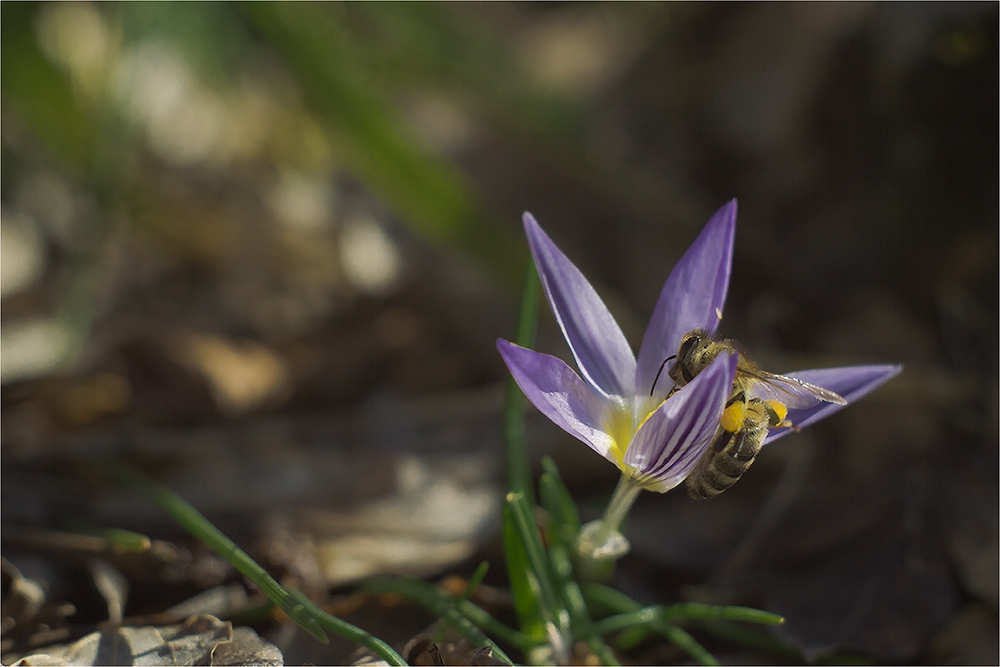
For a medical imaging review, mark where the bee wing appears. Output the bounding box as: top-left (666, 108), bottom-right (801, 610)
top-left (745, 371), bottom-right (847, 409)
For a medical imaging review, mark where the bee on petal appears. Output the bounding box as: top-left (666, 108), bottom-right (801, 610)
top-left (655, 329), bottom-right (846, 499)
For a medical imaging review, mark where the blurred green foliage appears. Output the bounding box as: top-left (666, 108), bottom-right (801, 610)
top-left (1, 2), bottom-right (597, 288)
top-left (2, 2), bottom-right (95, 172)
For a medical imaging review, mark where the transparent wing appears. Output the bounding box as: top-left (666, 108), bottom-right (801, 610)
top-left (743, 370), bottom-right (847, 409)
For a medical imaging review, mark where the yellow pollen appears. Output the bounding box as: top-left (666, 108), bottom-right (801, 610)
top-left (765, 400), bottom-right (790, 427)
top-left (720, 401), bottom-right (747, 432)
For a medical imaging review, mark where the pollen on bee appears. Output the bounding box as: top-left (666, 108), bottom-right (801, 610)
top-left (720, 401), bottom-right (747, 432)
top-left (766, 400), bottom-right (787, 421)
top-left (765, 400), bottom-right (789, 427)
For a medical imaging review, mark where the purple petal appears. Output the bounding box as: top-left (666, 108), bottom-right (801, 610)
top-left (636, 200), bottom-right (737, 398)
top-left (763, 364), bottom-right (902, 444)
top-left (497, 338), bottom-right (616, 458)
top-left (523, 212), bottom-right (636, 398)
top-left (624, 352), bottom-right (737, 492)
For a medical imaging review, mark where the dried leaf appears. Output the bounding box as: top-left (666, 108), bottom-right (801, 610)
top-left (2, 558), bottom-right (47, 633)
top-left (88, 559), bottom-right (128, 625)
top-left (210, 626), bottom-right (283, 666)
top-left (7, 615), bottom-right (282, 666)
top-left (262, 454), bottom-right (500, 586)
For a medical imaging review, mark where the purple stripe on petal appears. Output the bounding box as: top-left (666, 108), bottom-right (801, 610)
top-left (763, 364), bottom-right (902, 444)
top-left (636, 200), bottom-right (737, 398)
top-left (625, 352), bottom-right (737, 492)
top-left (497, 338), bottom-right (616, 459)
top-left (523, 213), bottom-right (636, 398)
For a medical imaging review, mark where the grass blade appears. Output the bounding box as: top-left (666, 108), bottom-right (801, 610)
top-left (581, 584), bottom-right (785, 665)
top-left (288, 591), bottom-right (407, 666)
top-left (661, 602), bottom-right (784, 626)
top-left (106, 463), bottom-right (327, 643)
top-left (460, 561), bottom-right (491, 600)
top-left (662, 625), bottom-right (720, 667)
top-left (504, 491), bottom-right (572, 662)
top-left (538, 456), bottom-right (581, 550)
top-left (581, 584), bottom-right (716, 665)
top-left (502, 497), bottom-right (547, 643)
top-left (105, 462), bottom-right (408, 665)
top-left (538, 458), bottom-right (618, 664)
top-left (432, 562), bottom-right (491, 643)
top-left (698, 620), bottom-right (801, 659)
top-left (362, 576), bottom-right (520, 664)
top-left (589, 603), bottom-right (784, 635)
top-left (588, 607), bottom-right (661, 635)
top-left (503, 262), bottom-right (540, 504)
top-left (505, 492), bottom-right (564, 625)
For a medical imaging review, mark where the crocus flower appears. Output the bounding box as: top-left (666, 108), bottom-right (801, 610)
top-left (497, 201), bottom-right (900, 561)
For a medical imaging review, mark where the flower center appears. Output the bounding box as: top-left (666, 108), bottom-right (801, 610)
top-left (604, 408), bottom-right (633, 466)
top-left (604, 398), bottom-right (661, 470)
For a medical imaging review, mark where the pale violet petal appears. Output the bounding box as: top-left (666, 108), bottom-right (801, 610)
top-left (763, 364), bottom-right (902, 444)
top-left (497, 339), bottom-right (616, 458)
top-left (523, 212), bottom-right (636, 398)
top-left (624, 352), bottom-right (737, 492)
top-left (635, 200), bottom-right (737, 398)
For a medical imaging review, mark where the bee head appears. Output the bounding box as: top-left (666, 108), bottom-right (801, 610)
top-left (668, 330), bottom-right (712, 385)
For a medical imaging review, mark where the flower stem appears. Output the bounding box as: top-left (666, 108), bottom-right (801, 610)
top-left (600, 473), bottom-right (643, 538)
top-left (574, 473), bottom-right (643, 580)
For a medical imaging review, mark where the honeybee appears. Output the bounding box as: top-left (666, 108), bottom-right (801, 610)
top-left (654, 329), bottom-right (846, 499)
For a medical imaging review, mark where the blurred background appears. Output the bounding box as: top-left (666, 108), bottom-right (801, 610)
top-left (2, 3), bottom-right (996, 664)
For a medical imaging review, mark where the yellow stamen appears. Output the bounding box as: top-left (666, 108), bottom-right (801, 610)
top-left (604, 402), bottom-right (662, 468)
top-left (604, 409), bottom-right (634, 466)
